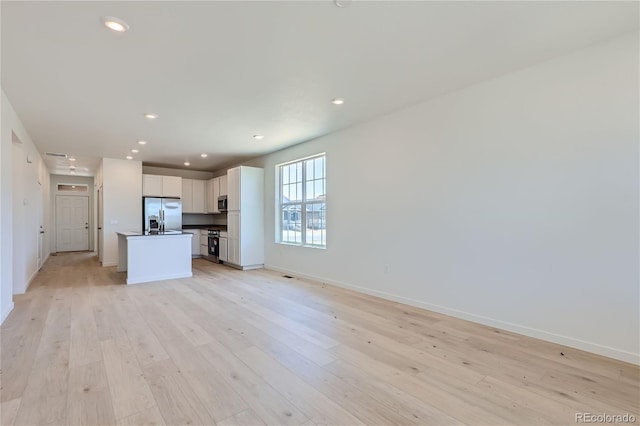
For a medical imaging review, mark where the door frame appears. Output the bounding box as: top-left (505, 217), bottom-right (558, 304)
top-left (55, 194), bottom-right (90, 252)
top-left (97, 186), bottom-right (103, 262)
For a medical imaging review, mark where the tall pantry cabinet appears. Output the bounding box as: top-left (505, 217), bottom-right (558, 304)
top-left (226, 166), bottom-right (264, 270)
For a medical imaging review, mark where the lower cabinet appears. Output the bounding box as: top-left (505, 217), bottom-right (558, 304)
top-left (200, 230), bottom-right (208, 257)
top-left (183, 229), bottom-right (200, 257)
top-left (219, 232), bottom-right (228, 262)
top-left (227, 211), bottom-right (240, 265)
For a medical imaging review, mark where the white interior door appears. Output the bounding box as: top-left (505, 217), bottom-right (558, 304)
top-left (37, 179), bottom-right (43, 268)
top-left (56, 195), bottom-right (89, 252)
top-left (98, 187), bottom-right (103, 262)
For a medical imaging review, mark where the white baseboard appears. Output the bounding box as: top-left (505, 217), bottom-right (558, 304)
top-left (42, 252), bottom-right (50, 267)
top-left (24, 268), bottom-right (39, 292)
top-left (13, 266), bottom-right (41, 295)
top-left (127, 272), bottom-right (193, 285)
top-left (265, 264), bottom-right (639, 365)
top-left (101, 261), bottom-right (117, 267)
top-left (1, 302), bottom-right (14, 325)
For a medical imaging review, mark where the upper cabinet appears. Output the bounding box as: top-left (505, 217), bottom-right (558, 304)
top-left (226, 166), bottom-right (264, 215)
top-left (206, 178), bottom-right (216, 213)
top-left (145, 173), bottom-right (224, 213)
top-left (212, 177), bottom-right (220, 213)
top-left (143, 174), bottom-right (182, 197)
top-left (204, 175), bottom-right (227, 214)
top-left (182, 178), bottom-right (206, 213)
top-left (227, 168), bottom-right (240, 211)
top-left (182, 179), bottom-right (194, 212)
top-left (192, 180), bottom-right (205, 213)
top-left (142, 175), bottom-right (163, 196)
top-left (162, 176), bottom-right (182, 197)
top-left (219, 175), bottom-right (228, 197)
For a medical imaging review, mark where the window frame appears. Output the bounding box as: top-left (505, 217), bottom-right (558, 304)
top-left (276, 153), bottom-right (326, 248)
top-left (56, 183), bottom-right (89, 193)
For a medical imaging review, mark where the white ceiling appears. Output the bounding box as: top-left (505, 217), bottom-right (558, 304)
top-left (2, 1), bottom-right (638, 176)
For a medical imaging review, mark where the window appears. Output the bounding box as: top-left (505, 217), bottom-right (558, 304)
top-left (278, 154), bottom-right (326, 247)
top-left (57, 184), bottom-right (88, 192)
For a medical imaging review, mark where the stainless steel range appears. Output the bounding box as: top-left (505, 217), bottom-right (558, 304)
top-left (205, 229), bottom-right (220, 263)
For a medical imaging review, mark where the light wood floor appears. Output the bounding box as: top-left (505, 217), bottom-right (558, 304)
top-left (1, 253), bottom-right (638, 426)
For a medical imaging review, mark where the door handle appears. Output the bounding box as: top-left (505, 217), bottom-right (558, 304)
top-left (39, 231), bottom-right (45, 234)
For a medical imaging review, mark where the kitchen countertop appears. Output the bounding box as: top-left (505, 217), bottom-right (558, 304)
top-left (182, 224), bottom-right (211, 229)
top-left (182, 225), bottom-right (227, 231)
top-left (117, 231), bottom-right (189, 237)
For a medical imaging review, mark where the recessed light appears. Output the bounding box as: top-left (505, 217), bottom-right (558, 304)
top-left (69, 157), bottom-right (76, 162)
top-left (69, 166), bottom-right (76, 170)
top-left (72, 185), bottom-right (76, 189)
top-left (126, 155), bottom-right (133, 160)
top-left (131, 149), bottom-right (139, 153)
top-left (137, 140), bottom-right (147, 145)
top-left (103, 16), bottom-right (129, 33)
top-left (184, 162), bottom-right (190, 166)
top-left (144, 113), bottom-right (158, 120)
top-left (331, 98), bottom-right (345, 105)
top-left (200, 153), bottom-right (208, 158)
top-left (253, 134), bottom-right (265, 140)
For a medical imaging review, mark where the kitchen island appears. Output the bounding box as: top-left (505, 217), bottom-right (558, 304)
top-left (116, 231), bottom-right (193, 284)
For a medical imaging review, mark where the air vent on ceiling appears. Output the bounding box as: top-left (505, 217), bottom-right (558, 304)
top-left (45, 152), bottom-right (68, 158)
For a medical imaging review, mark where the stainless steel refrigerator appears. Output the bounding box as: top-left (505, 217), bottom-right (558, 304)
top-left (143, 197), bottom-right (182, 233)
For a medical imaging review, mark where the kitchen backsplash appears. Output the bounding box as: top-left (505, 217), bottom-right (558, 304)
top-left (182, 213), bottom-right (227, 226)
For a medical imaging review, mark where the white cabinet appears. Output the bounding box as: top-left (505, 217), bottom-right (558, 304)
top-left (206, 178), bottom-right (216, 213)
top-left (192, 180), bottom-right (205, 213)
top-left (182, 179), bottom-right (206, 213)
top-left (224, 166), bottom-right (263, 270)
top-left (162, 176), bottom-right (182, 197)
top-left (219, 232), bottom-right (228, 262)
top-left (227, 211), bottom-right (240, 265)
top-left (183, 229), bottom-right (200, 257)
top-left (213, 177), bottom-right (221, 212)
top-left (227, 168), bottom-right (240, 211)
top-left (192, 231), bottom-right (200, 256)
top-left (200, 230), bottom-right (209, 255)
top-left (182, 179), bottom-right (193, 212)
top-left (219, 175), bottom-right (228, 197)
top-left (143, 175), bottom-right (163, 196)
top-left (143, 174), bottom-right (182, 197)
top-left (205, 176), bottom-right (225, 214)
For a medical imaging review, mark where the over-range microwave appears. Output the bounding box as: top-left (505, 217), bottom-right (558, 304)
top-left (218, 195), bottom-right (228, 212)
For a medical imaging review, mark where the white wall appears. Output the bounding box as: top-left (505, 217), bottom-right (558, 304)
top-left (244, 33), bottom-right (639, 363)
top-left (101, 158), bottom-right (142, 267)
top-left (49, 174), bottom-right (95, 252)
top-left (1, 90), bottom-right (51, 303)
top-left (143, 166), bottom-right (214, 180)
top-left (0, 89), bottom-right (11, 322)
top-left (1, 6), bottom-right (5, 322)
